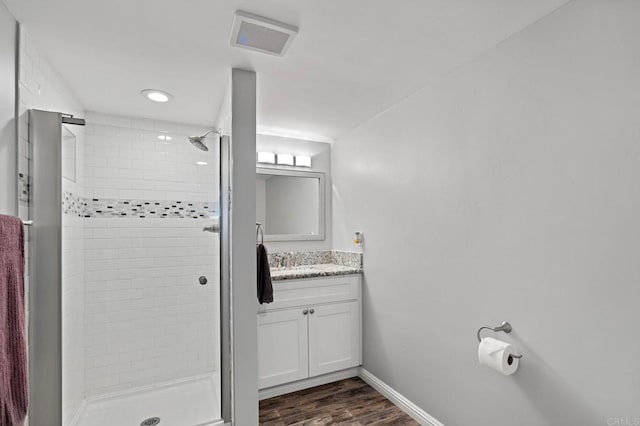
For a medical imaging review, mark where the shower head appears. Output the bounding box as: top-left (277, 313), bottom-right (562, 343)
top-left (189, 135), bottom-right (209, 151)
top-left (188, 129), bottom-right (219, 151)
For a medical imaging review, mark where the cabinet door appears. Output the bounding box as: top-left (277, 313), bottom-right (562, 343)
top-left (308, 301), bottom-right (361, 377)
top-left (258, 308), bottom-right (309, 389)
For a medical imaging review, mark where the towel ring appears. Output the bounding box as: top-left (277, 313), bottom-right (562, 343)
top-left (477, 321), bottom-right (522, 358)
top-left (256, 222), bottom-right (264, 245)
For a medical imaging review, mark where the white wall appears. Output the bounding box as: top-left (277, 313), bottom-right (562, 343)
top-left (256, 179), bottom-right (266, 229)
top-left (82, 114), bottom-right (220, 397)
top-left (230, 68), bottom-right (258, 426)
top-left (332, 1), bottom-right (640, 425)
top-left (257, 134), bottom-right (332, 252)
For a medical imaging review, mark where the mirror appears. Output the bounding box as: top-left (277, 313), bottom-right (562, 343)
top-left (256, 168), bottom-right (325, 241)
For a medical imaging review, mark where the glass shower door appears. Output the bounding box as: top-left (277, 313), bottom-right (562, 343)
top-left (26, 111), bottom-right (226, 426)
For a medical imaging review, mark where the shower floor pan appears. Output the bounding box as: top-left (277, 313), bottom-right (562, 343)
top-left (73, 373), bottom-right (222, 426)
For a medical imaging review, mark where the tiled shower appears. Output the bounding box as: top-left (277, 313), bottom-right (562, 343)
top-left (5, 19), bottom-right (252, 424)
top-left (60, 112), bottom-right (221, 425)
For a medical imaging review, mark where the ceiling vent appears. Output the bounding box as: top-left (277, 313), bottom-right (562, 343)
top-left (230, 11), bottom-right (298, 57)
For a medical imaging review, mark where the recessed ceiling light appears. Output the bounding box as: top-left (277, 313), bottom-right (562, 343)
top-left (196, 161), bottom-right (208, 166)
top-left (157, 134), bottom-right (172, 141)
top-left (141, 89), bottom-right (172, 103)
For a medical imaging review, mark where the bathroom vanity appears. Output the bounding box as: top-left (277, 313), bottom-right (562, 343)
top-left (257, 254), bottom-right (362, 397)
top-left (255, 155), bottom-right (363, 398)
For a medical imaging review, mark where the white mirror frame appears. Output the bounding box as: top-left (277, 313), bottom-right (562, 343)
top-left (256, 167), bottom-right (326, 241)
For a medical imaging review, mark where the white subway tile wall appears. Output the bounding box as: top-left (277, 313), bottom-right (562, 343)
top-left (84, 112), bottom-right (217, 202)
top-left (83, 218), bottom-right (219, 395)
top-left (62, 122), bottom-right (86, 424)
top-left (82, 113), bottom-right (220, 396)
top-left (62, 214), bottom-right (85, 419)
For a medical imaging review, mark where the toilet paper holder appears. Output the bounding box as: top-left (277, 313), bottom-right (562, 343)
top-left (477, 321), bottom-right (523, 358)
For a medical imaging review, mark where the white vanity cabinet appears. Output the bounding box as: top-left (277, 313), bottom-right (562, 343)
top-left (257, 308), bottom-right (309, 389)
top-left (307, 300), bottom-right (360, 377)
top-left (257, 274), bottom-right (362, 390)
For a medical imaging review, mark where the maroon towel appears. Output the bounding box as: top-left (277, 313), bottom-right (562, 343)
top-left (0, 215), bottom-right (28, 426)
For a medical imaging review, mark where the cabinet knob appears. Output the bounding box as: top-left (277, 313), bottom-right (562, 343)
top-left (303, 309), bottom-right (308, 315)
top-left (309, 308), bottom-right (315, 314)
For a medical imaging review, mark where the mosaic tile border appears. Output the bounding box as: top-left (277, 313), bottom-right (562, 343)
top-left (18, 173), bottom-right (29, 204)
top-left (63, 191), bottom-right (85, 217)
top-left (63, 191), bottom-right (218, 219)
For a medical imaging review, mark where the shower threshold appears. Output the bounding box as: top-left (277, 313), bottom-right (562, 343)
top-left (72, 373), bottom-right (222, 426)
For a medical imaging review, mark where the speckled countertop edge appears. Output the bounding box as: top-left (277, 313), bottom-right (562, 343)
top-left (271, 265), bottom-right (362, 281)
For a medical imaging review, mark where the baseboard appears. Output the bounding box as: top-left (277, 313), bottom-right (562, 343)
top-left (358, 367), bottom-right (444, 426)
top-left (259, 368), bottom-right (359, 400)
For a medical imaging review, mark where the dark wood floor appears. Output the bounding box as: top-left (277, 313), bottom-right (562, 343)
top-left (259, 378), bottom-right (419, 425)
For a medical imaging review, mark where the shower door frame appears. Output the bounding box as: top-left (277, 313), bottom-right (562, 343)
top-left (29, 109), bottom-right (64, 426)
top-left (28, 109), bottom-right (234, 426)
top-left (220, 134), bottom-right (232, 424)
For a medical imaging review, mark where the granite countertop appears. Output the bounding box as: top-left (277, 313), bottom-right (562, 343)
top-left (267, 250), bottom-right (363, 281)
top-left (270, 263), bottom-right (362, 281)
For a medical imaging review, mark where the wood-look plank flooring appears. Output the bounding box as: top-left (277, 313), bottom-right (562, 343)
top-left (259, 378), bottom-right (419, 425)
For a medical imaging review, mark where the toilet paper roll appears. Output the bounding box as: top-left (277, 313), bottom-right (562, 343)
top-left (478, 337), bottom-right (520, 375)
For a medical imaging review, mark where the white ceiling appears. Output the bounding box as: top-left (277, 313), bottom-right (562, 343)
top-left (4, 0), bottom-right (568, 141)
